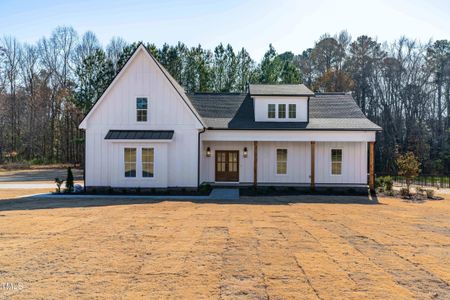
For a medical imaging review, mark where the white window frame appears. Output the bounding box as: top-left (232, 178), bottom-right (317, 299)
top-left (268, 104), bottom-right (276, 119)
top-left (288, 104), bottom-right (296, 119)
top-left (276, 148), bottom-right (288, 175)
top-left (331, 149), bottom-right (343, 176)
top-left (123, 147), bottom-right (156, 179)
top-left (278, 104), bottom-right (286, 119)
top-left (136, 97), bottom-right (148, 122)
top-left (142, 148), bottom-right (154, 178)
top-left (124, 147), bottom-right (137, 178)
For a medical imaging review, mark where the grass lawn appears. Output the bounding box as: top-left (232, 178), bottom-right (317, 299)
top-left (0, 192), bottom-right (449, 299)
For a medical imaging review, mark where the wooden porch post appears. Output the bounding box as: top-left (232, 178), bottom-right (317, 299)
top-left (253, 141), bottom-right (258, 187)
top-left (369, 142), bottom-right (375, 192)
top-left (310, 141), bottom-right (315, 191)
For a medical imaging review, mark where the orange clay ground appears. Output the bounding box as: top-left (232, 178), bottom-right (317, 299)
top-left (0, 190), bottom-right (449, 299)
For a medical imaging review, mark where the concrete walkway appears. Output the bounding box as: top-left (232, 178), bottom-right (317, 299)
top-left (22, 188), bottom-right (240, 201)
top-left (209, 188), bottom-right (240, 200)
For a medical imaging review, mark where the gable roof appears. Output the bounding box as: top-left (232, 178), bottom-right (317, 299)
top-left (188, 92), bottom-right (382, 131)
top-left (79, 44), bottom-right (205, 129)
top-left (249, 84), bottom-right (314, 96)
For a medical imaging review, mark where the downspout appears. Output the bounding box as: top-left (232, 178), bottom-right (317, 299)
top-left (82, 129), bottom-right (86, 192)
top-left (197, 127), bottom-right (206, 188)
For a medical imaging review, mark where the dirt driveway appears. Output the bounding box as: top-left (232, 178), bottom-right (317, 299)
top-left (0, 194), bottom-right (449, 299)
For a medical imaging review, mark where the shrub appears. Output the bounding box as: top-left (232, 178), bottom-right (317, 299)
top-left (65, 167), bottom-right (74, 193)
top-left (199, 183), bottom-right (211, 194)
top-left (267, 186), bottom-right (276, 193)
top-left (54, 177), bottom-right (64, 193)
top-left (385, 190), bottom-right (395, 196)
top-left (400, 187), bottom-right (410, 198)
top-left (376, 176), bottom-right (385, 188)
top-left (397, 152), bottom-right (421, 195)
top-left (288, 186), bottom-right (297, 192)
top-left (383, 176), bottom-right (393, 191)
top-left (425, 189), bottom-right (434, 199)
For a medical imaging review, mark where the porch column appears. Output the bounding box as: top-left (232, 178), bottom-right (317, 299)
top-left (369, 142), bottom-right (375, 192)
top-left (310, 141), bottom-right (315, 191)
top-left (253, 141), bottom-right (258, 187)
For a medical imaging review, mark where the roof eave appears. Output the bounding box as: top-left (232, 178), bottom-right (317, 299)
top-left (251, 93), bottom-right (315, 97)
top-left (206, 127), bottom-right (382, 131)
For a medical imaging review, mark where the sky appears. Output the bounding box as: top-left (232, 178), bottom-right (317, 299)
top-left (1, 0), bottom-right (449, 60)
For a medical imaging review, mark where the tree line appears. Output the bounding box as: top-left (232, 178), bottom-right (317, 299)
top-left (0, 26), bottom-right (449, 174)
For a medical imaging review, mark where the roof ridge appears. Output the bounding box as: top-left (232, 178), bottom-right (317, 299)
top-left (315, 92), bottom-right (350, 95)
top-left (249, 83), bottom-right (305, 85)
top-left (188, 92), bottom-right (246, 95)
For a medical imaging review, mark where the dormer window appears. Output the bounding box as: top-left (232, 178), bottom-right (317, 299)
top-left (278, 104), bottom-right (286, 118)
top-left (268, 104), bottom-right (276, 118)
top-left (289, 104), bottom-right (296, 118)
top-left (136, 97), bottom-right (148, 122)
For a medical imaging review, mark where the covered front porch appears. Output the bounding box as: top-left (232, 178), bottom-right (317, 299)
top-left (199, 130), bottom-right (376, 191)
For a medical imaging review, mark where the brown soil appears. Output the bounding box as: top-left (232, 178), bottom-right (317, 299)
top-left (0, 194), bottom-right (449, 299)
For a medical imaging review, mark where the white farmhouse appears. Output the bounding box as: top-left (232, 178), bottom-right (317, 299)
top-left (79, 44), bottom-right (381, 191)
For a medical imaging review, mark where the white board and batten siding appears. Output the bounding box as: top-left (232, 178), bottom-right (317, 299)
top-left (83, 48), bottom-right (201, 188)
top-left (257, 141), bottom-right (311, 183)
top-left (315, 142), bottom-right (368, 184)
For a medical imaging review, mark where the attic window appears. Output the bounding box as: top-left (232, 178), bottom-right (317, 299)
top-left (278, 104), bottom-right (286, 118)
top-left (136, 97), bottom-right (148, 122)
top-left (289, 104), bottom-right (296, 118)
top-left (268, 104), bottom-right (276, 118)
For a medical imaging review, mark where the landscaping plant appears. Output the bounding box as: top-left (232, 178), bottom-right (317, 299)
top-left (396, 152), bottom-right (421, 196)
top-left (383, 176), bottom-right (393, 191)
top-left (65, 167), bottom-right (74, 193)
top-left (54, 177), bottom-right (64, 193)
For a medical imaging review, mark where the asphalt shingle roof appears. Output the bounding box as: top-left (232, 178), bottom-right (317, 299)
top-left (105, 130), bottom-right (174, 140)
top-left (188, 92), bottom-right (381, 131)
top-left (249, 84), bottom-right (314, 96)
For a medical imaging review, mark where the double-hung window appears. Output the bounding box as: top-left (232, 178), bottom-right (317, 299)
top-left (276, 149), bottom-right (287, 174)
top-left (331, 149), bottom-right (342, 175)
top-left (289, 104), bottom-right (296, 118)
top-left (142, 148), bottom-right (154, 178)
top-left (136, 97), bottom-right (148, 122)
top-left (124, 148), bottom-right (137, 177)
top-left (268, 104), bottom-right (276, 119)
top-left (278, 104), bottom-right (286, 118)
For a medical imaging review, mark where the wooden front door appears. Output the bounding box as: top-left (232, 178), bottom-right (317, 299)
top-left (215, 151), bottom-right (239, 182)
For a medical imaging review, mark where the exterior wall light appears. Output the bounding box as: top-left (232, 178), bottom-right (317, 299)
top-left (206, 147), bottom-right (211, 157)
top-left (243, 147), bottom-right (248, 158)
